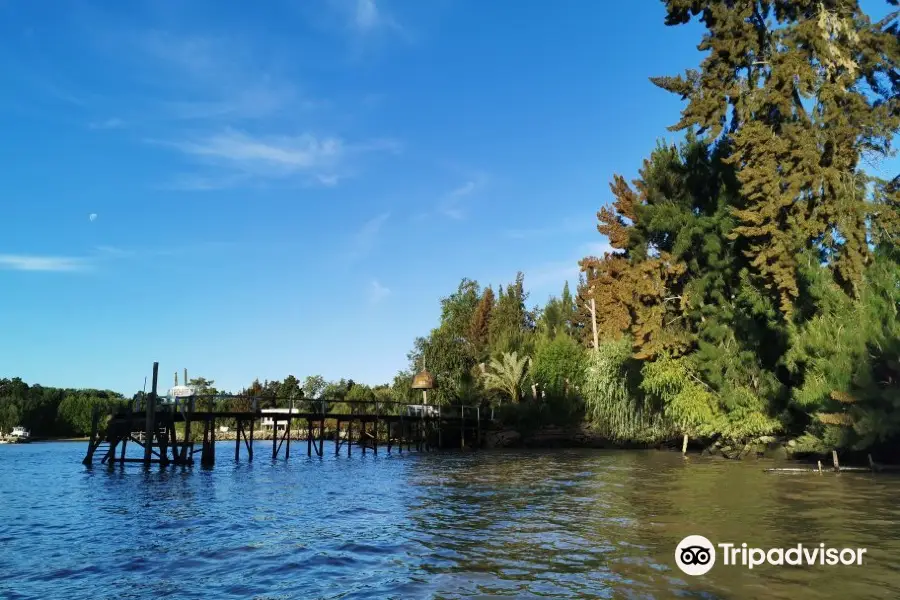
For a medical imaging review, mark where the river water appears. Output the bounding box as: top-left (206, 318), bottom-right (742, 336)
top-left (1, 442), bottom-right (899, 599)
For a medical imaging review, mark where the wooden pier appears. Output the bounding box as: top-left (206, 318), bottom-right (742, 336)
top-left (83, 362), bottom-right (481, 467)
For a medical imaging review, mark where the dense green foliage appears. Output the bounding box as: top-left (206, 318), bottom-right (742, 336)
top-left (397, 0), bottom-right (900, 453)
top-left (0, 379), bottom-right (127, 438)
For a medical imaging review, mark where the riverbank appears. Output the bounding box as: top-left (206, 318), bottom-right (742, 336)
top-left (483, 423), bottom-right (900, 469)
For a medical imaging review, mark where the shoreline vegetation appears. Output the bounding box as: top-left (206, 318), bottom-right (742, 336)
top-left (2, 4), bottom-right (899, 466)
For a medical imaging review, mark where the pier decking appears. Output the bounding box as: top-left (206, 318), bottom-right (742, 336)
top-left (82, 362), bottom-right (481, 467)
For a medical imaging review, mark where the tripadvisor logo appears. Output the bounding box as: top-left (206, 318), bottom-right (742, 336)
top-left (675, 535), bottom-right (867, 575)
top-left (676, 535), bottom-right (716, 576)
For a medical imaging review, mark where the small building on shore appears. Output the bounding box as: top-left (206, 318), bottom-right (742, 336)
top-left (259, 409), bottom-right (296, 432)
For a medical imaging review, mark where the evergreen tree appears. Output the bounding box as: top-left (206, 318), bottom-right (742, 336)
top-left (653, 0), bottom-right (900, 315)
top-left (469, 286), bottom-right (495, 361)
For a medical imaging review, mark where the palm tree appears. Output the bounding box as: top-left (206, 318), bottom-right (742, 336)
top-left (482, 351), bottom-right (530, 405)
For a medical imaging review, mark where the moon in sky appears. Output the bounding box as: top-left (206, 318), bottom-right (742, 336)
top-left (89, 213), bottom-right (98, 222)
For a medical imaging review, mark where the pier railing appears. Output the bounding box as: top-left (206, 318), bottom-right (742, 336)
top-left (130, 394), bottom-right (481, 422)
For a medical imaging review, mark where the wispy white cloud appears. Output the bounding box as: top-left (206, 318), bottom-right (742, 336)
top-left (129, 30), bottom-right (304, 123)
top-left (167, 130), bottom-right (342, 172)
top-left (94, 245), bottom-right (135, 258)
top-left (439, 174), bottom-right (488, 220)
top-left (88, 117), bottom-right (124, 130)
top-left (157, 173), bottom-right (250, 192)
top-left (355, 0), bottom-right (380, 30)
top-left (349, 212), bottom-right (390, 260)
top-left (154, 129), bottom-right (399, 189)
top-left (321, 174), bottom-right (345, 187)
top-left (353, 0), bottom-right (405, 35)
top-left (368, 279), bottom-right (391, 303)
top-left (92, 241), bottom-right (235, 260)
top-left (0, 254), bottom-right (90, 272)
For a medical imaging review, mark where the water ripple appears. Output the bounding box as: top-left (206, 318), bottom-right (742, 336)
top-left (2, 444), bottom-right (900, 599)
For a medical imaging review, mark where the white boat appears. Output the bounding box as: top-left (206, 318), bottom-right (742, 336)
top-left (10, 426), bottom-right (30, 440)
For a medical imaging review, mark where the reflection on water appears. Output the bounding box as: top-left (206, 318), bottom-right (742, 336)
top-left (1, 443), bottom-right (899, 599)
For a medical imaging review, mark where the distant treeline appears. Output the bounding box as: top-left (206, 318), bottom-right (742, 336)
top-left (0, 379), bottom-right (127, 438)
top-left (0, 375), bottom-right (407, 438)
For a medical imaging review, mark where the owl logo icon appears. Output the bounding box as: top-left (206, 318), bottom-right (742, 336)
top-left (675, 535), bottom-right (716, 576)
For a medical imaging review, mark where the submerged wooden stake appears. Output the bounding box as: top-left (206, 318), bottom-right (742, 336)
top-left (818, 460), bottom-right (823, 473)
top-left (832, 450), bottom-right (840, 472)
top-left (682, 434), bottom-right (688, 456)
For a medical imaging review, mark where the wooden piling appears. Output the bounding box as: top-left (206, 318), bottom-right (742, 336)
top-left (82, 405), bottom-right (100, 466)
top-left (143, 362), bottom-right (159, 464)
top-left (307, 419), bottom-right (313, 457)
top-left (209, 415), bottom-right (215, 464)
top-left (682, 434), bottom-right (689, 456)
top-left (868, 454), bottom-right (876, 471)
top-left (201, 419), bottom-right (213, 466)
top-left (285, 417), bottom-right (292, 460)
top-left (832, 450), bottom-right (840, 472)
top-left (235, 420), bottom-right (242, 461)
top-left (335, 421), bottom-right (340, 456)
top-left (248, 417), bottom-right (254, 461)
top-left (182, 398), bottom-right (193, 463)
top-left (272, 420), bottom-right (279, 460)
top-left (460, 407), bottom-right (464, 450)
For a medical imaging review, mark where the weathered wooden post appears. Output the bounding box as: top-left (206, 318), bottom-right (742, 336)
top-left (248, 416), bottom-right (254, 461)
top-left (361, 420), bottom-right (367, 456)
top-left (82, 405), bottom-right (100, 465)
top-left (116, 403), bottom-right (131, 463)
top-left (286, 411), bottom-right (292, 460)
top-left (208, 407), bottom-right (216, 465)
top-left (143, 362), bottom-right (159, 465)
top-left (272, 419), bottom-right (279, 460)
top-left (347, 419), bottom-right (352, 457)
top-left (318, 398), bottom-right (326, 457)
top-left (181, 396), bottom-right (193, 463)
top-left (235, 420), bottom-right (242, 461)
top-left (335, 421), bottom-right (341, 456)
top-left (832, 450), bottom-right (840, 472)
top-left (460, 406), bottom-right (465, 450)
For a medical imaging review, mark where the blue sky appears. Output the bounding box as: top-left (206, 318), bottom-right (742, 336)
top-left (0, 1), bottom-right (895, 395)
